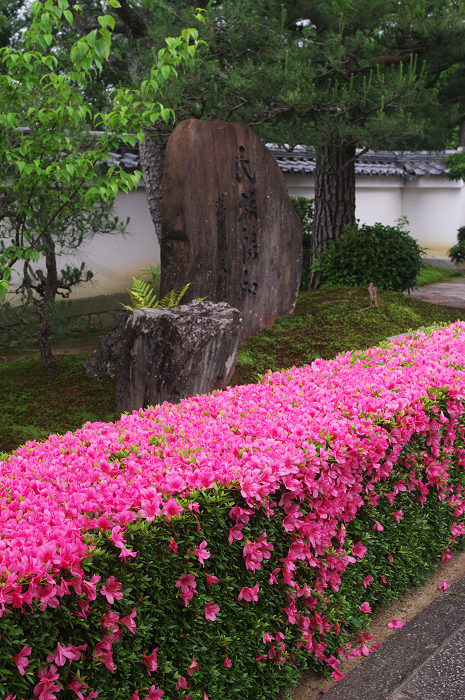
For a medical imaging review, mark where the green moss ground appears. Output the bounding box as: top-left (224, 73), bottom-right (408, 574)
top-left (416, 264), bottom-right (464, 286)
top-left (2, 285), bottom-right (465, 455)
top-left (232, 286), bottom-right (465, 385)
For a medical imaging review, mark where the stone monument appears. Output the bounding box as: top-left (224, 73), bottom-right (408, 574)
top-left (160, 119), bottom-right (303, 342)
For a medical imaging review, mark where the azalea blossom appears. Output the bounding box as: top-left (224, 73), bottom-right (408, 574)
top-left (387, 618), bottom-right (408, 629)
top-left (238, 583), bottom-right (260, 602)
top-left (141, 648), bottom-right (158, 675)
top-left (194, 540), bottom-right (211, 567)
top-left (175, 675), bottom-right (187, 691)
top-left (359, 602), bottom-right (371, 613)
top-left (187, 656), bottom-right (199, 676)
top-left (143, 686), bottom-right (163, 700)
top-left (204, 600), bottom-right (220, 621)
top-left (120, 608), bottom-right (137, 634)
top-left (352, 541), bottom-right (367, 559)
top-left (438, 580), bottom-right (451, 591)
top-left (12, 645), bottom-right (32, 676)
top-left (100, 576), bottom-right (123, 605)
top-left (224, 654), bottom-right (232, 668)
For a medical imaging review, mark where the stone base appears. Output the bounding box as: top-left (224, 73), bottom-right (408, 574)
top-left (114, 301), bottom-right (243, 412)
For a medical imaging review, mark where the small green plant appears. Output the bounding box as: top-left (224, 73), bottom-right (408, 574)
top-left (447, 226), bottom-right (465, 265)
top-left (311, 218), bottom-right (425, 292)
top-left (291, 196), bottom-right (314, 291)
top-left (138, 263), bottom-right (161, 287)
top-left (121, 277), bottom-right (191, 311)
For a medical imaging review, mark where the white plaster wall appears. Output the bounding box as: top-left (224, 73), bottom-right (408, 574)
top-left (58, 186), bottom-right (160, 299)
top-left (402, 179), bottom-right (464, 257)
top-left (354, 177), bottom-right (403, 227)
top-left (285, 172), bottom-right (465, 258)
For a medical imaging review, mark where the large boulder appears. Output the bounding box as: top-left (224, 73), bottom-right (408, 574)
top-left (83, 309), bottom-right (131, 380)
top-left (160, 119), bottom-right (303, 342)
top-left (114, 300), bottom-right (243, 412)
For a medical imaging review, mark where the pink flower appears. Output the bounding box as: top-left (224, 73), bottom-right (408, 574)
top-left (388, 553), bottom-right (394, 563)
top-left (442, 548), bottom-right (453, 563)
top-left (187, 502), bottom-right (200, 513)
top-left (13, 645), bottom-right (31, 676)
top-left (82, 575), bottom-right (101, 601)
top-left (372, 521), bottom-right (384, 532)
top-left (33, 665), bottom-right (61, 700)
top-left (120, 608), bottom-right (137, 634)
top-left (387, 618), bottom-right (408, 629)
top-left (228, 523), bottom-right (244, 545)
top-left (187, 656), bottom-right (199, 676)
top-left (352, 541), bottom-right (367, 559)
top-left (102, 611), bottom-right (120, 632)
top-left (143, 687), bottom-right (163, 700)
top-left (331, 669), bottom-right (346, 682)
top-left (141, 648), bottom-right (158, 675)
top-left (204, 601), bottom-right (220, 621)
top-left (46, 642), bottom-right (79, 667)
top-left (175, 573), bottom-right (197, 594)
top-left (175, 675), bottom-right (188, 691)
top-left (438, 580), bottom-right (451, 590)
top-left (167, 537), bottom-right (178, 553)
top-left (391, 509), bottom-right (403, 522)
top-left (68, 676), bottom-right (90, 700)
top-left (359, 602), bottom-right (371, 613)
top-left (238, 583), bottom-right (259, 602)
top-left (100, 576), bottom-right (123, 604)
top-left (205, 573), bottom-right (220, 586)
top-left (194, 540), bottom-right (211, 567)
top-left (163, 498), bottom-right (183, 519)
top-left (224, 654), bottom-right (232, 668)
top-left (362, 576), bottom-right (374, 589)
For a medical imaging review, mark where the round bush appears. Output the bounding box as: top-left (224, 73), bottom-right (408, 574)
top-left (311, 218), bottom-right (425, 292)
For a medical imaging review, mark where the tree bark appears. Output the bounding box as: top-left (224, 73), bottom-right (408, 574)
top-left (35, 231), bottom-right (60, 377)
top-left (36, 320), bottom-right (59, 377)
top-left (309, 142), bottom-right (356, 289)
top-left (138, 137), bottom-right (165, 244)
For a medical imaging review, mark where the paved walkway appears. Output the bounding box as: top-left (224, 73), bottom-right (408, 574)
top-left (324, 573), bottom-right (465, 700)
top-left (406, 278), bottom-right (465, 311)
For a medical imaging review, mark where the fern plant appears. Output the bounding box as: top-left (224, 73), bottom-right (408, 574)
top-left (121, 277), bottom-right (191, 311)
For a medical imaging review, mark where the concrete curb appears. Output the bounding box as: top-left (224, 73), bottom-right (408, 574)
top-left (324, 574), bottom-right (465, 700)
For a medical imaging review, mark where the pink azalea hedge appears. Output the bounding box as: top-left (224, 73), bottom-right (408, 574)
top-left (1, 322), bottom-right (465, 699)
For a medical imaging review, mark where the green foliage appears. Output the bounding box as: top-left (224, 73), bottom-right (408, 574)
top-left (445, 152), bottom-right (465, 182)
top-left (311, 219), bottom-right (425, 292)
top-left (290, 196), bottom-right (314, 291)
top-left (448, 226), bottom-right (465, 265)
top-left (121, 278), bottom-right (191, 311)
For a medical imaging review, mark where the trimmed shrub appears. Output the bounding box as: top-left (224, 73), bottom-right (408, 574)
top-left (2, 323), bottom-right (465, 699)
top-left (311, 218), bottom-right (425, 291)
top-left (448, 225), bottom-right (465, 265)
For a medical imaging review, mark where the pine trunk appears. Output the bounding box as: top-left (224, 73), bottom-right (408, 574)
top-left (36, 320), bottom-right (59, 377)
top-left (309, 143), bottom-right (356, 289)
top-left (138, 137), bottom-right (165, 244)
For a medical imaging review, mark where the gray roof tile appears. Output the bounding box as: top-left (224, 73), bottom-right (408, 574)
top-left (109, 143), bottom-right (462, 180)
